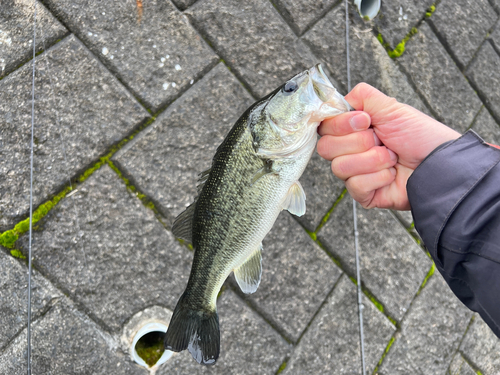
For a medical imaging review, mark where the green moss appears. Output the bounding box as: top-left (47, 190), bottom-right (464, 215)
top-left (378, 27), bottom-right (418, 59)
top-left (276, 360), bottom-right (288, 374)
top-left (314, 188), bottom-right (347, 233)
top-left (135, 331), bottom-right (165, 367)
top-left (373, 336), bottom-right (396, 373)
top-left (0, 186), bottom-right (72, 250)
top-left (10, 249), bottom-right (26, 260)
top-left (425, 4), bottom-right (436, 18)
top-left (417, 262), bottom-right (435, 295)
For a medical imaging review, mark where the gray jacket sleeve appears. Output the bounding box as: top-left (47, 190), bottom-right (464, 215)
top-left (407, 130), bottom-right (500, 338)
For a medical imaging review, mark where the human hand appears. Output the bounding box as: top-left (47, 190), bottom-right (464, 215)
top-left (317, 83), bottom-right (461, 210)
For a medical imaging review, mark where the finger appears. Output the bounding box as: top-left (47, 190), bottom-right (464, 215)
top-left (345, 83), bottom-right (398, 113)
top-left (318, 111), bottom-right (371, 136)
top-left (345, 167), bottom-right (397, 207)
top-left (317, 129), bottom-right (381, 161)
top-left (331, 146), bottom-right (398, 180)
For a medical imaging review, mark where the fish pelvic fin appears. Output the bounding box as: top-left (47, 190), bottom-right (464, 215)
top-left (234, 244), bottom-right (263, 294)
top-left (164, 292), bottom-right (220, 365)
top-left (282, 181), bottom-right (306, 217)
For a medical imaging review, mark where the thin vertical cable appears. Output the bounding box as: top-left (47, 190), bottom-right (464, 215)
top-left (27, 2), bottom-right (38, 374)
top-left (345, 1), bottom-right (366, 374)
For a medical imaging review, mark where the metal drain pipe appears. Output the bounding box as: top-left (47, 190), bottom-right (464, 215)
top-left (354, 0), bottom-right (381, 20)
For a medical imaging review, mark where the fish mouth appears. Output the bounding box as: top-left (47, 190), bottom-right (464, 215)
top-left (308, 64), bottom-right (353, 119)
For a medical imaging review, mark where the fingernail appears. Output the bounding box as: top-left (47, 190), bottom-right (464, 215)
top-left (373, 132), bottom-right (382, 146)
top-left (349, 114), bottom-right (367, 131)
top-left (388, 149), bottom-right (398, 161)
top-left (389, 167), bottom-right (396, 176)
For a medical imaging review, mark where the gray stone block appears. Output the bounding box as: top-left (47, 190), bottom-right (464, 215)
top-left (271, 0), bottom-right (338, 36)
top-left (43, 0), bottom-right (218, 111)
top-left (241, 212), bottom-right (342, 342)
top-left (467, 42), bottom-right (500, 124)
top-left (491, 22), bottom-right (500, 53)
top-left (0, 35), bottom-right (148, 232)
top-left (0, 0), bottom-right (67, 77)
top-left (0, 251), bottom-right (62, 349)
top-left (429, 0), bottom-right (497, 69)
top-left (302, 2), bottom-right (429, 114)
top-left (113, 63), bottom-right (253, 223)
top-left (157, 290), bottom-right (290, 374)
top-left (378, 275), bottom-right (473, 374)
top-left (0, 299), bottom-right (145, 374)
top-left (373, 0), bottom-right (435, 49)
top-left (448, 354), bottom-right (477, 375)
top-left (399, 22), bottom-right (482, 132)
top-left (472, 106), bottom-right (500, 145)
top-left (458, 314), bottom-right (500, 374)
top-left (296, 151), bottom-right (345, 232)
top-left (17, 165), bottom-right (193, 332)
top-left (283, 275), bottom-right (396, 374)
top-left (186, 0), bottom-right (317, 98)
top-left (317, 197), bottom-right (430, 322)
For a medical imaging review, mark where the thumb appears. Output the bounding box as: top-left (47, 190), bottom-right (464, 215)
top-left (345, 83), bottom-right (397, 113)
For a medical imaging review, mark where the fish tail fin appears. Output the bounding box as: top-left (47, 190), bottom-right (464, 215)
top-left (164, 292), bottom-right (220, 365)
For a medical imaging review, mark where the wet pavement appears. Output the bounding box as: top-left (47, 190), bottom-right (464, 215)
top-left (1, 0), bottom-right (500, 373)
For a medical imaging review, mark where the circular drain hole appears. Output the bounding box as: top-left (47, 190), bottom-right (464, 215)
top-left (131, 322), bottom-right (173, 368)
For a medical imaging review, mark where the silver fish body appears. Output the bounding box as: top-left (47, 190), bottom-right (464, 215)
top-left (164, 64), bottom-right (351, 365)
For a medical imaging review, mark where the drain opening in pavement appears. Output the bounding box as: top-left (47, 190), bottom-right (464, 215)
top-left (132, 322), bottom-right (173, 368)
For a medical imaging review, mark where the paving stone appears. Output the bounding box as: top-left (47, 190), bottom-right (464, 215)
top-left (302, 2), bottom-right (429, 114)
top-left (283, 275), bottom-right (395, 374)
top-left (472, 106), bottom-right (500, 145)
top-left (295, 151), bottom-right (346, 232)
top-left (373, 0), bottom-right (435, 49)
top-left (458, 314), bottom-right (500, 374)
top-left (378, 275), bottom-right (473, 374)
top-left (156, 290), bottom-right (290, 374)
top-left (0, 35), bottom-right (148, 232)
top-left (317, 196), bottom-right (430, 322)
top-left (491, 23), bottom-right (500, 53)
top-left (467, 41), bottom-right (500, 124)
top-left (113, 63), bottom-right (253, 223)
top-left (429, 0), bottom-right (497, 69)
top-left (400, 22), bottom-right (482, 132)
top-left (448, 354), bottom-right (477, 375)
top-left (186, 0), bottom-right (317, 98)
top-left (271, 0), bottom-right (338, 36)
top-left (0, 251), bottom-right (62, 350)
top-left (17, 165), bottom-right (193, 332)
top-left (241, 212), bottom-right (342, 342)
top-left (0, 299), bottom-right (145, 375)
top-left (43, 0), bottom-right (218, 111)
top-left (0, 0), bottom-right (67, 78)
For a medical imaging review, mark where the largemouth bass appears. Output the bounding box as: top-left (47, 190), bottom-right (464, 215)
top-left (164, 64), bottom-right (351, 365)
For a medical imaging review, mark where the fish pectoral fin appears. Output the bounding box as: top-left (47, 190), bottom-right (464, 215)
top-left (282, 181), bottom-right (306, 217)
top-left (171, 202), bottom-right (195, 245)
top-left (234, 244), bottom-right (263, 294)
top-left (250, 159), bottom-right (274, 185)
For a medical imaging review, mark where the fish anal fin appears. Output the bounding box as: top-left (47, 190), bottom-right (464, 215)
top-left (234, 245), bottom-right (263, 294)
top-left (282, 181), bottom-right (306, 217)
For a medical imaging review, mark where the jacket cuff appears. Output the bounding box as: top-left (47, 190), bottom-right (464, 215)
top-left (407, 130), bottom-right (500, 265)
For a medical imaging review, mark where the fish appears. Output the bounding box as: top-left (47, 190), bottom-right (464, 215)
top-left (164, 64), bottom-right (351, 365)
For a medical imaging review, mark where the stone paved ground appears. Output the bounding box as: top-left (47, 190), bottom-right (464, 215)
top-left (1, 0), bottom-right (500, 374)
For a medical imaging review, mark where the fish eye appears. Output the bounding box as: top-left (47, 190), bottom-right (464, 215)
top-left (282, 81), bottom-right (298, 94)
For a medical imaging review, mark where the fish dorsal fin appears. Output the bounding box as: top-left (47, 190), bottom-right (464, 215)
top-left (171, 202), bottom-right (196, 244)
top-left (172, 167), bottom-right (212, 243)
top-left (197, 167), bottom-right (211, 194)
top-left (234, 245), bottom-right (263, 294)
top-left (282, 181), bottom-right (306, 217)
